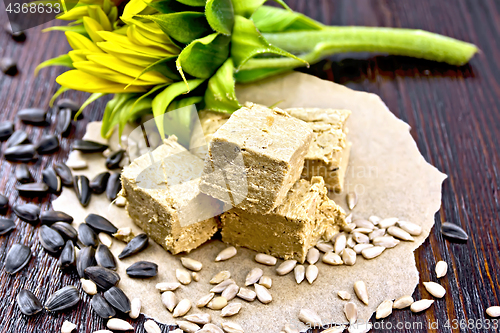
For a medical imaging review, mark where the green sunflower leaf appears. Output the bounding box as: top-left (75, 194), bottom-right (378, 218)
top-left (102, 93), bottom-right (137, 138)
top-left (75, 92), bottom-right (107, 120)
top-left (205, 0), bottom-right (234, 35)
top-left (176, 0), bottom-right (206, 6)
top-left (232, 0), bottom-right (290, 18)
top-left (167, 95), bottom-right (203, 111)
top-left (147, 0), bottom-right (198, 14)
top-left (35, 54), bottom-right (74, 76)
top-left (251, 5), bottom-right (324, 32)
top-left (204, 58), bottom-right (241, 113)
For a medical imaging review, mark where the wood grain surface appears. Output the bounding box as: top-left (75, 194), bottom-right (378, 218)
top-left (0, 0), bottom-right (499, 332)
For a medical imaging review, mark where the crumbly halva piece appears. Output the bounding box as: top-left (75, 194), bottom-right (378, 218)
top-left (285, 108), bottom-right (351, 192)
top-left (199, 103), bottom-right (314, 214)
top-left (191, 107), bottom-right (352, 192)
top-left (220, 176), bottom-right (346, 263)
top-left (121, 135), bottom-right (222, 254)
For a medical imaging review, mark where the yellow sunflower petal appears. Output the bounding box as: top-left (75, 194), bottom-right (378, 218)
top-left (82, 16), bottom-right (104, 43)
top-left (57, 5), bottom-right (89, 20)
top-left (56, 70), bottom-right (147, 93)
top-left (73, 61), bottom-right (153, 86)
top-left (65, 31), bottom-right (102, 53)
top-left (121, 0), bottom-right (152, 20)
top-left (97, 31), bottom-right (173, 57)
top-left (88, 5), bottom-right (112, 31)
top-left (97, 41), bottom-right (161, 67)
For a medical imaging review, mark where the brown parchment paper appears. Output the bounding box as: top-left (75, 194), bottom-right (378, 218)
top-left (53, 72), bottom-right (446, 333)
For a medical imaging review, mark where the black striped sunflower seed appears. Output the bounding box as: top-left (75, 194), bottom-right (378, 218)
top-left (56, 98), bottom-right (80, 113)
top-left (45, 286), bottom-right (80, 312)
top-left (0, 57), bottom-right (17, 75)
top-left (441, 222), bottom-right (469, 242)
top-left (74, 175), bottom-right (91, 207)
top-left (106, 172), bottom-right (121, 201)
top-left (15, 164), bottom-right (33, 184)
top-left (56, 108), bottom-right (72, 136)
top-left (91, 293), bottom-right (116, 319)
top-left (85, 266), bottom-right (121, 290)
top-left (106, 150), bottom-right (125, 170)
top-left (85, 213), bottom-right (118, 234)
top-left (0, 121), bottom-right (14, 141)
top-left (96, 244), bottom-right (117, 270)
top-left (18, 108), bottom-right (48, 125)
top-left (16, 183), bottom-right (49, 197)
top-left (4, 22), bottom-right (26, 41)
top-left (6, 130), bottom-right (29, 148)
top-left (51, 222), bottom-right (77, 240)
top-left (36, 135), bottom-right (59, 154)
top-left (5, 144), bottom-right (37, 162)
top-left (54, 162), bottom-right (74, 187)
top-left (0, 218), bottom-right (15, 235)
top-left (60, 240), bottom-right (76, 270)
top-left (40, 210), bottom-right (73, 225)
top-left (78, 223), bottom-right (97, 247)
top-left (118, 233), bottom-right (148, 259)
top-left (72, 140), bottom-right (108, 153)
top-left (76, 246), bottom-right (96, 278)
top-left (42, 167), bottom-right (62, 194)
top-left (0, 194), bottom-right (8, 210)
top-left (89, 172), bottom-right (110, 194)
top-left (126, 261), bottom-right (158, 278)
top-left (39, 225), bottom-right (65, 254)
top-left (17, 290), bottom-right (42, 316)
top-left (13, 203), bottom-right (40, 223)
top-left (103, 286), bottom-right (130, 313)
top-left (5, 244), bottom-right (31, 274)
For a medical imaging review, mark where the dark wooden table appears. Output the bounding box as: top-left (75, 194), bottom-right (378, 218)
top-left (1, 0), bottom-right (499, 332)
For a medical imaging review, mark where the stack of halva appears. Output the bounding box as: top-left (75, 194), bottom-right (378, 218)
top-left (121, 103), bottom-right (351, 263)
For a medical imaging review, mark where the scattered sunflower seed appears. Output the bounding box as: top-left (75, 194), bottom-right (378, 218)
top-left (72, 140), bottom-right (108, 153)
top-left (259, 276), bottom-right (272, 289)
top-left (36, 135), bottom-right (59, 154)
top-left (91, 293), bottom-right (116, 319)
top-left (276, 260), bottom-right (297, 275)
top-left (377, 217), bottom-right (398, 229)
top-left (353, 281), bottom-right (369, 305)
top-left (0, 121), bottom-right (14, 141)
top-left (376, 300), bottom-right (393, 319)
top-left (486, 306), bottom-right (500, 318)
top-left (299, 308), bottom-right (322, 327)
top-left (435, 261), bottom-right (448, 278)
top-left (104, 286), bottom-right (131, 313)
top-left (86, 214), bottom-right (118, 235)
top-left (106, 150), bottom-right (125, 170)
top-left (56, 108), bottom-right (72, 136)
top-left (372, 236), bottom-right (399, 248)
top-left (16, 182), bottom-right (49, 197)
top-left (352, 228), bottom-right (373, 235)
top-left (354, 219), bottom-right (375, 230)
top-left (13, 203), bottom-right (40, 223)
top-left (173, 299), bottom-right (192, 317)
top-left (211, 271), bottom-right (231, 284)
top-left (387, 226), bottom-right (414, 241)
top-left (440, 222), bottom-right (469, 242)
top-left (56, 98), bottom-right (80, 113)
top-left (17, 108), bottom-right (47, 125)
top-left (397, 221), bottom-right (422, 236)
top-left (78, 223), bottom-right (97, 247)
top-left (334, 234), bottom-right (347, 254)
top-left (255, 253), bottom-right (277, 266)
top-left (0, 218), bottom-right (15, 235)
top-left (118, 233), bottom-right (148, 259)
top-left (15, 164), bottom-right (33, 184)
top-left (45, 286), bottom-right (80, 312)
top-left (76, 246), bottom-right (96, 278)
top-left (0, 57), bottom-right (17, 75)
top-left (106, 318), bottom-right (134, 331)
top-left (245, 268), bottom-right (263, 286)
top-left (113, 227), bottom-right (135, 243)
top-left (221, 283), bottom-right (240, 301)
top-left (40, 210), bottom-right (73, 224)
top-left (337, 291), bottom-right (351, 300)
top-left (74, 175), bottom-right (91, 207)
top-left (306, 248), bottom-right (320, 265)
top-left (352, 232), bottom-right (370, 244)
top-left (51, 222), bottom-right (77, 241)
top-left (61, 320), bottom-right (77, 333)
top-left (280, 323), bottom-right (299, 333)
top-left (294, 265), bottom-right (305, 284)
top-left (115, 196), bottom-right (127, 207)
top-left (184, 313), bottom-right (211, 325)
top-left (0, 194), bottom-right (8, 211)
top-left (306, 265), bottom-right (318, 284)
top-left (316, 242), bottom-right (334, 253)
top-left (129, 298), bottom-right (141, 319)
top-left (17, 289), bottom-right (43, 316)
top-left (181, 257), bottom-right (203, 271)
top-left (208, 296), bottom-right (228, 310)
top-left (221, 321), bottom-right (244, 333)
top-left (161, 291), bottom-right (177, 312)
top-left (353, 243), bottom-right (373, 254)
top-left (211, 279), bottom-right (236, 293)
top-left (196, 293), bottom-right (215, 308)
top-left (410, 299), bottom-right (434, 313)
top-left (361, 246), bottom-right (386, 259)
top-left (5, 243), bottom-right (31, 274)
top-left (341, 248), bottom-right (357, 266)
top-left (60, 240), bottom-right (76, 269)
top-left (343, 223), bottom-right (356, 233)
top-left (343, 302), bottom-right (357, 324)
top-left (156, 282), bottom-right (181, 292)
top-left (126, 261), bottom-right (158, 278)
top-left (423, 281), bottom-right (446, 298)
top-left (201, 323), bottom-right (224, 333)
top-left (144, 320), bottom-right (161, 333)
top-left (106, 172), bottom-right (121, 201)
top-left (393, 295), bottom-right (414, 309)
top-left (215, 246), bottom-right (237, 261)
top-left (99, 233), bottom-right (113, 247)
top-left (347, 234), bottom-right (356, 248)
top-left (96, 244), bottom-right (117, 270)
top-left (346, 192), bottom-right (357, 210)
top-left (39, 225), bottom-right (65, 254)
top-left (176, 320), bottom-right (199, 333)
top-left (89, 172), bottom-right (110, 195)
top-left (221, 303), bottom-right (242, 317)
top-left (236, 287), bottom-right (256, 302)
top-left (81, 278), bottom-right (97, 295)
top-left (368, 228), bottom-right (386, 240)
top-left (176, 268), bottom-right (192, 285)
top-left (254, 284), bottom-right (272, 304)
top-left (191, 272), bottom-right (199, 281)
top-left (322, 252), bottom-right (343, 265)
top-left (85, 266), bottom-right (121, 290)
